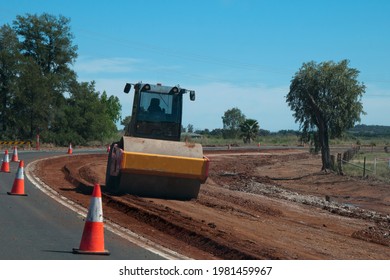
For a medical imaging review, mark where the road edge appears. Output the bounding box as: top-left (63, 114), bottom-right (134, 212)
top-left (25, 155), bottom-right (191, 260)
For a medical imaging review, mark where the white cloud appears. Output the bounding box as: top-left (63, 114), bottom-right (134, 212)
top-left (85, 79), bottom-right (389, 133)
top-left (182, 82), bottom-right (298, 131)
top-left (89, 79), bottom-right (298, 131)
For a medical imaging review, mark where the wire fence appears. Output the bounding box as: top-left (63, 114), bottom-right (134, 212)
top-left (335, 145), bottom-right (390, 182)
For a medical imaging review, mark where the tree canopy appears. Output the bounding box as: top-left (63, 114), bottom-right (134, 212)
top-left (286, 60), bottom-right (365, 170)
top-left (0, 13), bottom-right (121, 145)
top-left (222, 107), bottom-right (246, 139)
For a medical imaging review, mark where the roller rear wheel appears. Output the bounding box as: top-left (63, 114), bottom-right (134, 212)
top-left (105, 142), bottom-right (123, 195)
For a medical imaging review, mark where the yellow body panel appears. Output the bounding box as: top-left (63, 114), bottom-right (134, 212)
top-left (120, 151), bottom-right (209, 182)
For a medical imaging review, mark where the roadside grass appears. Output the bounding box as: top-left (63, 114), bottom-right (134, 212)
top-left (187, 133), bottom-right (390, 148)
top-left (189, 134), bottom-right (302, 147)
top-left (343, 151), bottom-right (390, 182)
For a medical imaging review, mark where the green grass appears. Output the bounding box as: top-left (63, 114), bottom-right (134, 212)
top-left (330, 136), bottom-right (390, 146)
top-left (188, 133), bottom-right (390, 147)
top-left (343, 151), bottom-right (390, 182)
top-left (187, 134), bottom-right (302, 147)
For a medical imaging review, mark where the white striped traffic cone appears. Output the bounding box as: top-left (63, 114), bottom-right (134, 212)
top-left (67, 143), bottom-right (73, 154)
top-left (11, 146), bottom-right (19, 162)
top-left (73, 183), bottom-right (110, 255)
top-left (1, 150), bottom-right (10, 173)
top-left (8, 160), bottom-right (27, 196)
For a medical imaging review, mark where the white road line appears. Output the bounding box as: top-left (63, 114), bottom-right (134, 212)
top-left (25, 156), bottom-right (191, 260)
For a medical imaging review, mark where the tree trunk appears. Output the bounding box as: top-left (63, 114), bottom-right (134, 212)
top-left (305, 92), bottom-right (332, 171)
top-left (29, 91), bottom-right (34, 139)
top-left (318, 120), bottom-right (332, 171)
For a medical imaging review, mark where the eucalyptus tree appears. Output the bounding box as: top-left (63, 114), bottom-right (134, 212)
top-left (48, 81), bottom-right (122, 145)
top-left (13, 13), bottom-right (78, 137)
top-left (0, 24), bottom-right (20, 136)
top-left (2, 13), bottom-right (121, 144)
top-left (222, 107), bottom-right (246, 139)
top-left (286, 60), bottom-right (365, 170)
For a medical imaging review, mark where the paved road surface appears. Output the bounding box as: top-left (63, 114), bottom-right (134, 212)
top-left (0, 149), bottom-right (164, 260)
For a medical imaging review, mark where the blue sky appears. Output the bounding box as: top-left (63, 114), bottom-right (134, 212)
top-left (1, 0), bottom-right (389, 131)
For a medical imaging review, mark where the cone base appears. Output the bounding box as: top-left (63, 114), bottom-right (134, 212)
top-left (72, 248), bottom-right (110, 255)
top-left (7, 192), bottom-right (27, 196)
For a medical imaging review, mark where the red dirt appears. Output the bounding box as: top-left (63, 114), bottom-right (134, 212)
top-left (33, 148), bottom-right (390, 259)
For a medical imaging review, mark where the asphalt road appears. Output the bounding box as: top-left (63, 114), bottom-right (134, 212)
top-left (0, 149), bottom-right (165, 260)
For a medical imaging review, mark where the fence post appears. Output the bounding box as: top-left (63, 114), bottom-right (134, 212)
top-left (337, 153), bottom-right (343, 175)
top-left (330, 154), bottom-right (336, 171)
top-left (363, 156), bottom-right (366, 178)
top-left (36, 134), bottom-right (40, 150)
top-left (374, 158), bottom-right (377, 175)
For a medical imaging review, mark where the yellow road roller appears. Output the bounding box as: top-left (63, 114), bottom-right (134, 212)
top-left (105, 82), bottom-right (209, 200)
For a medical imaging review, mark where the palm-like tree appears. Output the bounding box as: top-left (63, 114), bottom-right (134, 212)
top-left (240, 119), bottom-right (259, 143)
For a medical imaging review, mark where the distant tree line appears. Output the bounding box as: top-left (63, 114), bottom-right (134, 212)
top-left (185, 126), bottom-right (300, 140)
top-left (0, 13), bottom-right (121, 145)
top-left (348, 124), bottom-right (390, 137)
top-left (180, 107), bottom-right (262, 143)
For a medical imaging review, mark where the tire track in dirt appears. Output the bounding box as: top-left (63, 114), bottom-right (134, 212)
top-left (32, 150), bottom-right (390, 259)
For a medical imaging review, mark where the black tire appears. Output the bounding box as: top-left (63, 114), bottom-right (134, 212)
top-left (105, 142), bottom-right (122, 195)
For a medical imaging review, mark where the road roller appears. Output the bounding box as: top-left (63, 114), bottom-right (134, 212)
top-left (105, 82), bottom-right (209, 200)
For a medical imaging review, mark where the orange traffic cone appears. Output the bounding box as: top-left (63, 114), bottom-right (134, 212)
top-left (67, 143), bottom-right (73, 154)
top-left (73, 183), bottom-right (110, 255)
top-left (8, 160), bottom-right (27, 196)
top-left (11, 146), bottom-right (19, 162)
top-left (1, 150), bottom-right (10, 173)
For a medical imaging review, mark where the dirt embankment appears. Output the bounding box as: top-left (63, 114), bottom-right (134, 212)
top-left (33, 149), bottom-right (390, 259)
